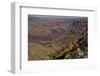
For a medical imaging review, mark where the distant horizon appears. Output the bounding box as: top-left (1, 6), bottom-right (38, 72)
top-left (28, 14), bottom-right (88, 19)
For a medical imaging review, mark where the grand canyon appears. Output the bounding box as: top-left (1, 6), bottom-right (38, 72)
top-left (28, 15), bottom-right (88, 60)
